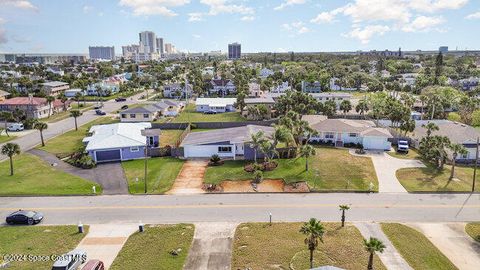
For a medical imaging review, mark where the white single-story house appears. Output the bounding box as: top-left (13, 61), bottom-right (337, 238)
top-left (310, 119), bottom-right (392, 150)
top-left (83, 122), bottom-right (159, 163)
top-left (180, 125), bottom-right (274, 159)
top-left (64, 88), bottom-right (84, 98)
top-left (195, 98), bottom-right (236, 113)
top-left (310, 93), bottom-right (352, 109)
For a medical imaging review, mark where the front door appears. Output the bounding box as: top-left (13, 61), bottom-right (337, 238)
top-left (236, 144), bottom-right (244, 155)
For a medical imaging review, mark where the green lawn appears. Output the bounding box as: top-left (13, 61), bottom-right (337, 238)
top-left (110, 224), bottom-right (194, 270)
top-left (387, 148), bottom-right (421, 160)
top-left (172, 104), bottom-right (245, 123)
top-left (37, 116), bottom-right (118, 158)
top-left (465, 222), bottom-right (480, 242)
top-left (396, 164), bottom-right (479, 192)
top-left (381, 223), bottom-right (457, 270)
top-left (0, 225), bottom-right (88, 270)
top-left (45, 103), bottom-right (94, 123)
top-left (204, 147), bottom-right (379, 191)
top-left (160, 129), bottom-right (184, 147)
top-left (0, 153), bottom-right (102, 195)
top-left (0, 134), bottom-right (16, 143)
top-left (232, 222), bottom-right (386, 270)
top-left (122, 157), bottom-right (184, 194)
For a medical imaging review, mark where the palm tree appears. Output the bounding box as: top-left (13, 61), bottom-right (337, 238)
top-left (340, 100), bottom-right (352, 117)
top-left (34, 121), bottom-right (48, 147)
top-left (46, 96), bottom-right (55, 118)
top-left (449, 143), bottom-right (468, 181)
top-left (250, 131), bottom-right (266, 163)
top-left (299, 144), bottom-right (316, 171)
top-left (70, 109), bottom-right (82, 131)
top-left (0, 111), bottom-right (12, 137)
top-left (356, 99), bottom-right (369, 119)
top-left (74, 92), bottom-right (82, 108)
top-left (300, 218), bottom-right (325, 269)
top-left (339, 205), bottom-right (350, 227)
top-left (1, 143), bottom-right (21, 176)
top-left (364, 237), bottom-right (386, 270)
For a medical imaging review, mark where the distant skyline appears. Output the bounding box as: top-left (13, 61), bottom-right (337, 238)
top-left (0, 0), bottom-right (479, 54)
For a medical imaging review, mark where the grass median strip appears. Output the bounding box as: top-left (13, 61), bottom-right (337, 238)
top-left (0, 225), bottom-right (88, 270)
top-left (381, 223), bottom-right (457, 270)
top-left (110, 224), bottom-right (194, 270)
top-left (465, 222), bottom-right (480, 242)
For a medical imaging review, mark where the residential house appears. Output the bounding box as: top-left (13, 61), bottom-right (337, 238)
top-left (248, 82), bottom-right (263, 97)
top-left (243, 96), bottom-right (276, 119)
top-left (301, 81), bottom-right (322, 93)
top-left (310, 93), bottom-right (352, 109)
top-left (83, 122), bottom-right (159, 163)
top-left (400, 73), bottom-right (418, 87)
top-left (46, 66), bottom-right (65, 76)
top-left (180, 125), bottom-right (274, 159)
top-left (41, 81), bottom-right (70, 96)
top-left (259, 68), bottom-right (274, 78)
top-left (155, 100), bottom-right (183, 116)
top-left (459, 77), bottom-right (479, 91)
top-left (202, 67), bottom-right (215, 76)
top-left (195, 98), bottom-right (236, 113)
top-left (329, 78), bottom-right (357, 91)
top-left (309, 119), bottom-right (393, 150)
top-left (270, 81), bottom-right (290, 93)
top-left (0, 96), bottom-right (69, 119)
top-left (64, 88), bottom-right (84, 98)
top-left (209, 79), bottom-right (236, 96)
top-left (411, 120), bottom-right (480, 162)
top-left (120, 106), bottom-right (159, 122)
top-left (163, 83), bottom-right (193, 98)
top-left (0, 90), bottom-right (10, 101)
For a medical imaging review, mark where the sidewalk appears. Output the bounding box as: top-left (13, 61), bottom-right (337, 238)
top-left (76, 224), bottom-right (137, 269)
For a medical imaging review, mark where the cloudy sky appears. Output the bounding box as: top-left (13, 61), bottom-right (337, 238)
top-left (0, 0), bottom-right (479, 54)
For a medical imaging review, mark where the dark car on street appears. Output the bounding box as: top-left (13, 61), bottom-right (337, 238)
top-left (121, 105), bottom-right (129, 110)
top-left (115, 97), bottom-right (127, 102)
top-left (6, 210), bottom-right (43, 225)
top-left (95, 110), bottom-right (106, 115)
top-left (203, 110), bottom-right (217, 114)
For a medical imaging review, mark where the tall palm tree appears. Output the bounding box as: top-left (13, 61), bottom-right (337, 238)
top-left (46, 96), bottom-right (55, 118)
top-left (250, 131), bottom-right (265, 163)
top-left (299, 144), bottom-right (316, 171)
top-left (339, 205), bottom-right (350, 227)
top-left (300, 218), bottom-right (325, 269)
top-left (74, 92), bottom-right (82, 108)
top-left (364, 237), bottom-right (386, 270)
top-left (340, 100), bottom-right (352, 118)
top-left (0, 111), bottom-right (12, 137)
top-left (449, 143), bottom-right (468, 181)
top-left (34, 121), bottom-right (48, 147)
top-left (70, 109), bottom-right (82, 131)
top-left (1, 143), bottom-right (21, 176)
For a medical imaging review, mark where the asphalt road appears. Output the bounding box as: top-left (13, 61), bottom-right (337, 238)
top-left (0, 91), bottom-right (150, 161)
top-left (0, 193), bottom-right (479, 225)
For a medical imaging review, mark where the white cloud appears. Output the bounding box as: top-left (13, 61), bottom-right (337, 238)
top-left (0, 0), bottom-right (37, 10)
top-left (83, 5), bottom-right (93, 13)
top-left (192, 34), bottom-right (201, 39)
top-left (282, 21), bottom-right (310, 34)
top-left (188, 12), bottom-right (204, 22)
top-left (466, 11), bottom-right (480, 20)
top-left (343, 24), bottom-right (390, 44)
top-left (241, 16), bottom-right (255, 21)
top-left (200, 0), bottom-right (254, 16)
top-left (274, 0), bottom-right (306, 11)
top-left (311, 12), bottom-right (336, 24)
top-left (408, 0), bottom-right (468, 13)
top-left (402, 16), bottom-right (445, 32)
top-left (119, 0), bottom-right (190, 17)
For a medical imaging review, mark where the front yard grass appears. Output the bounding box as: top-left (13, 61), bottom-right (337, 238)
top-left (204, 147), bottom-right (379, 191)
top-left (110, 224), bottom-right (194, 270)
top-left (0, 153), bottom-right (102, 195)
top-left (465, 222), bottom-right (480, 242)
top-left (160, 129), bottom-right (184, 147)
top-left (172, 104), bottom-right (245, 123)
top-left (37, 116), bottom-right (118, 158)
top-left (0, 225), bottom-right (88, 270)
top-left (122, 157), bottom-right (184, 194)
top-left (387, 148), bottom-right (421, 160)
top-left (232, 222), bottom-right (386, 270)
top-left (381, 223), bottom-right (457, 270)
top-left (45, 103), bottom-right (94, 123)
top-left (396, 164), bottom-right (479, 192)
top-left (0, 134), bottom-right (16, 144)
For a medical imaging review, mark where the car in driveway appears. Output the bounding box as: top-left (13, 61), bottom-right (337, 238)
top-left (397, 140), bottom-right (409, 153)
top-left (7, 123), bottom-right (24, 132)
top-left (51, 249), bottom-right (87, 270)
top-left (81, 260), bottom-right (104, 270)
top-left (95, 109), bottom-right (106, 116)
top-left (5, 210), bottom-right (43, 225)
top-left (115, 97), bottom-right (127, 102)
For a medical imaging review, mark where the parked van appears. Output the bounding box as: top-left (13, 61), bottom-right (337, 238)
top-left (51, 249), bottom-right (87, 270)
top-left (81, 260), bottom-right (104, 270)
top-left (7, 123), bottom-right (24, 132)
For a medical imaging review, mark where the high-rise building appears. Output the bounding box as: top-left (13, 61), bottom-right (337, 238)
top-left (122, 45), bottom-right (139, 59)
top-left (156, 38), bottom-right (164, 54)
top-left (228, 42), bottom-right (241, 59)
top-left (165, 43), bottom-right (173, 54)
top-left (89, 46), bottom-right (115, 60)
top-left (139, 31), bottom-right (157, 54)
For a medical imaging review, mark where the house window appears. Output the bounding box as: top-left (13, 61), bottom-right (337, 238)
top-left (143, 114), bottom-right (149, 118)
top-left (462, 152), bottom-right (469, 159)
top-left (349, 133), bottom-right (358, 138)
top-left (218, 146), bottom-right (232, 153)
top-left (325, 132), bottom-right (335, 139)
top-left (121, 114), bottom-right (127, 118)
top-left (130, 114), bottom-right (136, 118)
top-left (130, 147), bottom-right (140, 152)
top-left (149, 137), bottom-right (154, 145)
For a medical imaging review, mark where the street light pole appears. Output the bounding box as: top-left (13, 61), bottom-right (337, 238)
top-left (144, 144), bottom-right (148, 194)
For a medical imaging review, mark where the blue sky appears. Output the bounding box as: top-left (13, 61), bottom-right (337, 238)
top-left (0, 0), bottom-right (479, 54)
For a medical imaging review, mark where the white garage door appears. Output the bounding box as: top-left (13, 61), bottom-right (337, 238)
top-left (184, 145), bottom-right (234, 158)
top-left (363, 137), bottom-right (387, 150)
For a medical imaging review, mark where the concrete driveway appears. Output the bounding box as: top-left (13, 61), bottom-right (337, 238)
top-left (167, 160), bottom-right (207, 195)
top-left (350, 150), bottom-right (425, 193)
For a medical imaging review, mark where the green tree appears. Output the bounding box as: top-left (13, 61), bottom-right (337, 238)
top-left (70, 109), bottom-right (82, 131)
top-left (449, 144), bottom-right (468, 181)
top-left (339, 100), bottom-right (352, 117)
top-left (356, 99), bottom-right (369, 119)
top-left (236, 92), bottom-right (246, 114)
top-left (300, 218), bottom-right (325, 269)
top-left (250, 131), bottom-right (266, 163)
top-left (322, 100), bottom-right (337, 117)
top-left (46, 96), bottom-right (55, 118)
top-left (339, 204), bottom-right (350, 227)
top-left (1, 143), bottom-right (21, 176)
top-left (299, 144), bottom-right (316, 171)
top-left (364, 237), bottom-right (386, 270)
top-left (0, 111), bottom-right (12, 137)
top-left (34, 121), bottom-right (48, 147)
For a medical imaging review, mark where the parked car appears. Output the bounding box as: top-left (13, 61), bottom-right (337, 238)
top-left (397, 140), bottom-right (409, 153)
top-left (51, 249), bottom-right (87, 270)
top-left (81, 260), bottom-right (104, 270)
top-left (121, 105), bottom-right (129, 110)
top-left (6, 123), bottom-right (24, 132)
top-left (203, 110), bottom-right (217, 115)
top-left (5, 210), bottom-right (43, 225)
top-left (115, 97), bottom-right (127, 102)
top-left (94, 104), bottom-right (103, 110)
top-left (95, 110), bottom-right (106, 116)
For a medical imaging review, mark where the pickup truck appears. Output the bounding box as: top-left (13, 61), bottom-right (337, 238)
top-left (397, 140), bottom-right (409, 153)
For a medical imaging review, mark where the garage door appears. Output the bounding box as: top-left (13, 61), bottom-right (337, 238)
top-left (363, 137), bottom-right (386, 150)
top-left (95, 150), bottom-right (121, 162)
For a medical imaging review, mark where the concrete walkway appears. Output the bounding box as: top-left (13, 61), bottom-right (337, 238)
top-left (76, 224), bottom-right (137, 269)
top-left (409, 223), bottom-right (480, 270)
top-left (184, 222), bottom-right (238, 270)
top-left (167, 160), bottom-right (207, 194)
top-left (350, 150), bottom-right (425, 193)
top-left (28, 149), bottom-right (129, 195)
top-left (355, 222), bottom-right (413, 270)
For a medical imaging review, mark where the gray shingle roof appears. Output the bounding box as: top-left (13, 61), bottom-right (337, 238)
top-left (412, 120), bottom-right (480, 144)
top-left (180, 125), bottom-right (274, 146)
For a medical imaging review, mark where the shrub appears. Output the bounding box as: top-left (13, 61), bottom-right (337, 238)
top-left (447, 112), bottom-right (462, 123)
top-left (67, 152), bottom-right (96, 169)
top-left (472, 110), bottom-right (480, 126)
top-left (253, 170), bottom-right (263, 184)
top-left (208, 154), bottom-right (224, 166)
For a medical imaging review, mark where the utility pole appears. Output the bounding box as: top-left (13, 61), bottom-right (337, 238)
top-left (144, 145), bottom-right (148, 194)
top-left (473, 137), bottom-right (479, 192)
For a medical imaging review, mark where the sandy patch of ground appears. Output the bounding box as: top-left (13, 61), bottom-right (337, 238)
top-left (219, 179), bottom-right (309, 193)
